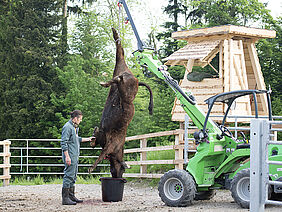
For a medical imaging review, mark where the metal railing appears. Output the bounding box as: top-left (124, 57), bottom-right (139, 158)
top-left (250, 119), bottom-right (282, 212)
top-left (8, 139), bottom-right (109, 175)
top-left (184, 115), bottom-right (282, 164)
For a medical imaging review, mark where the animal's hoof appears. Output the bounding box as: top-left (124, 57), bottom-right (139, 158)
top-left (121, 162), bottom-right (130, 169)
top-left (93, 126), bottom-right (99, 135)
top-left (100, 82), bottom-right (109, 87)
top-left (88, 168), bottom-right (93, 174)
top-left (90, 141), bottom-right (96, 147)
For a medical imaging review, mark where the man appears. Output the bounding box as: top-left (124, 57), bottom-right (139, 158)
top-left (61, 110), bottom-right (94, 205)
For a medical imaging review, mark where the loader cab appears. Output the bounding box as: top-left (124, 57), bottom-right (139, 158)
top-left (202, 89), bottom-right (272, 140)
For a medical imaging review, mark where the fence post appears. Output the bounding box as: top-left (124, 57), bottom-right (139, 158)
top-left (184, 114), bottom-right (189, 164)
top-left (175, 133), bottom-right (183, 170)
top-left (1, 140), bottom-right (11, 186)
top-left (140, 138), bottom-right (147, 174)
top-left (250, 119), bottom-right (268, 212)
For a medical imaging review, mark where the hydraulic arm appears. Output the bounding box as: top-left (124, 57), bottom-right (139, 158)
top-left (118, 0), bottom-right (221, 135)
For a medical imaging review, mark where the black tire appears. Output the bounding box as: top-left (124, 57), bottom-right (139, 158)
top-left (271, 192), bottom-right (282, 201)
top-left (231, 169), bottom-right (251, 208)
top-left (195, 190), bottom-right (216, 200)
top-left (231, 168), bottom-right (271, 209)
top-left (158, 169), bottom-right (196, 207)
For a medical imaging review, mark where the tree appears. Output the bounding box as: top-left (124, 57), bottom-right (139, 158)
top-left (157, 0), bottom-right (187, 57)
top-left (187, 0), bottom-right (270, 27)
top-left (50, 10), bottom-right (116, 138)
top-left (257, 16), bottom-right (282, 115)
top-left (0, 0), bottom-right (63, 139)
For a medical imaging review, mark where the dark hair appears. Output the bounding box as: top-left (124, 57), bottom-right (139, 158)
top-left (70, 110), bottom-right (83, 119)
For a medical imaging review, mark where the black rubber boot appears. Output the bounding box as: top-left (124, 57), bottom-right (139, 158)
top-left (62, 187), bottom-right (77, 205)
top-left (69, 186), bottom-right (83, 203)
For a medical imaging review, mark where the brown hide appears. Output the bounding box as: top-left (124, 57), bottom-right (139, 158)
top-left (88, 28), bottom-right (153, 178)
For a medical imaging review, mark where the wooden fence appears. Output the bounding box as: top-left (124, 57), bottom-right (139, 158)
top-left (0, 140), bottom-right (11, 186)
top-left (3, 129), bottom-right (197, 185)
top-left (123, 129), bottom-right (196, 178)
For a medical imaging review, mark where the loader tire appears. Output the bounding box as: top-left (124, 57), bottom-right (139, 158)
top-left (158, 169), bottom-right (196, 207)
top-left (231, 168), bottom-right (271, 209)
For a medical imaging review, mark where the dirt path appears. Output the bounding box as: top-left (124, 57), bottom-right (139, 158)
top-left (0, 182), bottom-right (281, 212)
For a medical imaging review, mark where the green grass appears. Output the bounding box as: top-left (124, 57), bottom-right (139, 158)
top-left (1, 174), bottom-right (108, 186)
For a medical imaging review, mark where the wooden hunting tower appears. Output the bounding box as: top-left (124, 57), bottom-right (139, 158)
top-left (165, 25), bottom-right (276, 122)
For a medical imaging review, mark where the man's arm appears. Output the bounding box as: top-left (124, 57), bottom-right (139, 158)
top-left (81, 137), bottom-right (95, 142)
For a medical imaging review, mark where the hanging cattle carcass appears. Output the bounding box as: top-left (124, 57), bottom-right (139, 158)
top-left (88, 28), bottom-right (153, 178)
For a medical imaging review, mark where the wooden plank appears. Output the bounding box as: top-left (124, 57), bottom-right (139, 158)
top-left (229, 39), bottom-right (234, 91)
top-left (140, 139), bottom-right (147, 174)
top-left (247, 43), bottom-right (268, 113)
top-left (124, 145), bottom-right (185, 154)
top-left (172, 25), bottom-right (276, 40)
top-left (126, 129), bottom-right (185, 141)
top-left (233, 54), bottom-right (246, 90)
top-left (0, 175), bottom-right (11, 180)
top-left (125, 159), bottom-right (184, 166)
top-left (180, 78), bottom-right (223, 87)
top-left (219, 41), bottom-right (223, 78)
top-left (0, 164), bottom-right (11, 168)
top-left (0, 153), bottom-right (11, 157)
top-left (123, 173), bottom-right (163, 178)
top-left (223, 39), bottom-right (230, 93)
top-left (239, 40), bottom-right (249, 90)
top-left (0, 140), bottom-right (11, 145)
top-left (184, 59), bottom-right (194, 79)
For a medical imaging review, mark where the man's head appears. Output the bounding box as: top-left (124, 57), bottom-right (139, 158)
top-left (70, 110), bottom-right (83, 127)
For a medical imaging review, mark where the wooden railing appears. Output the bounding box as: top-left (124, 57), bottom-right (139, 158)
top-left (123, 129), bottom-right (196, 178)
top-left (0, 140), bottom-right (11, 186)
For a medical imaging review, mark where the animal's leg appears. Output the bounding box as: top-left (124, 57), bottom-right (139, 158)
top-left (100, 75), bottom-right (122, 87)
top-left (88, 149), bottom-right (108, 174)
top-left (109, 156), bottom-right (124, 178)
top-left (90, 126), bottom-right (99, 147)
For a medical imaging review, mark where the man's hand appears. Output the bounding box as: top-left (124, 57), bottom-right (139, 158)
top-left (65, 155), bottom-right (71, 166)
top-left (82, 137), bottom-right (95, 142)
top-left (90, 137), bottom-right (96, 147)
top-left (64, 151), bottom-right (71, 166)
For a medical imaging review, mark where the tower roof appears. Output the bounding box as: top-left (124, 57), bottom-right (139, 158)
top-left (172, 25), bottom-right (276, 41)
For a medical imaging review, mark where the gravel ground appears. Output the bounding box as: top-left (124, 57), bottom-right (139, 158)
top-left (0, 182), bottom-right (281, 212)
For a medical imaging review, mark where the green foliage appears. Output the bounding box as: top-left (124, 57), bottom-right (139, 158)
top-left (50, 10), bottom-right (116, 138)
top-left (0, 0), bottom-right (63, 139)
top-left (256, 16), bottom-right (282, 115)
top-left (188, 0), bottom-right (270, 27)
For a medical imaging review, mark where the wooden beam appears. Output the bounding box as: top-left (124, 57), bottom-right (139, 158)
top-left (0, 175), bottom-right (11, 180)
top-left (172, 25), bottom-right (276, 40)
top-left (184, 59), bottom-right (194, 80)
top-left (126, 129), bottom-right (185, 141)
top-left (124, 145), bottom-right (186, 154)
top-left (125, 159), bottom-right (184, 166)
top-left (247, 43), bottom-right (268, 113)
top-left (219, 41), bottom-right (223, 78)
top-left (123, 173), bottom-right (163, 178)
top-left (229, 39), bottom-right (234, 91)
top-left (140, 139), bottom-right (147, 174)
top-left (233, 55), bottom-right (246, 90)
top-left (223, 39), bottom-right (229, 93)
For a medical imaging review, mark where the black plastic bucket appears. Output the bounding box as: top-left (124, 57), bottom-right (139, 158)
top-left (100, 177), bottom-right (127, 202)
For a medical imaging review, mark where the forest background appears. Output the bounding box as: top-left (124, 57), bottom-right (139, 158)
top-left (0, 0), bottom-right (281, 174)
